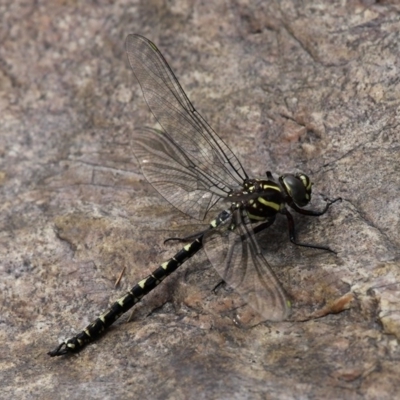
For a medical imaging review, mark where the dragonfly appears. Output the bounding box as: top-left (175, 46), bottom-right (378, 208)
top-left (48, 34), bottom-right (341, 356)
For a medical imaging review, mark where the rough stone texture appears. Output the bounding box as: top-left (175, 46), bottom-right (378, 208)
top-left (1, 1), bottom-right (399, 399)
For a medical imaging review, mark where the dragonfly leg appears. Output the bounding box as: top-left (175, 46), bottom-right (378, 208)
top-left (283, 208), bottom-right (337, 253)
top-left (290, 197), bottom-right (342, 217)
top-left (163, 227), bottom-right (211, 244)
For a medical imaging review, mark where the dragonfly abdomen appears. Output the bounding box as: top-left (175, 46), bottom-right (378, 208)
top-left (48, 211), bottom-right (231, 356)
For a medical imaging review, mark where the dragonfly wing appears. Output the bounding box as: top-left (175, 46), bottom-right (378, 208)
top-left (132, 127), bottom-right (223, 220)
top-left (126, 34), bottom-right (248, 219)
top-left (203, 209), bottom-right (290, 321)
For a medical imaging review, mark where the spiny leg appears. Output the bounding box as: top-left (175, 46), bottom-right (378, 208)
top-left (290, 196), bottom-right (342, 217)
top-left (163, 227), bottom-right (211, 244)
top-left (283, 197), bottom-right (341, 253)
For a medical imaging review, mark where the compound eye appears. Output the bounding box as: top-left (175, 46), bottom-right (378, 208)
top-left (281, 173), bottom-right (312, 207)
top-left (297, 173), bottom-right (312, 192)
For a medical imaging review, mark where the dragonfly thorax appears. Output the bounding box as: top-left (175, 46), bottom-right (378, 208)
top-left (227, 177), bottom-right (284, 222)
top-left (227, 172), bottom-right (313, 223)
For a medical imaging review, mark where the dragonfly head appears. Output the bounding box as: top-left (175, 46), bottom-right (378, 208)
top-left (279, 173), bottom-right (312, 207)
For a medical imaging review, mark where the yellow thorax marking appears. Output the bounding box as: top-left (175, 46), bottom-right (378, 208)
top-left (257, 197), bottom-right (280, 211)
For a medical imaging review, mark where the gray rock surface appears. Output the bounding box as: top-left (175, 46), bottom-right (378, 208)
top-left (1, 1), bottom-right (399, 399)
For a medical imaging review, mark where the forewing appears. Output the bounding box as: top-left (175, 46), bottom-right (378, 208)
top-left (132, 127), bottom-right (223, 220)
top-left (126, 34), bottom-right (248, 219)
top-left (203, 210), bottom-right (290, 321)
